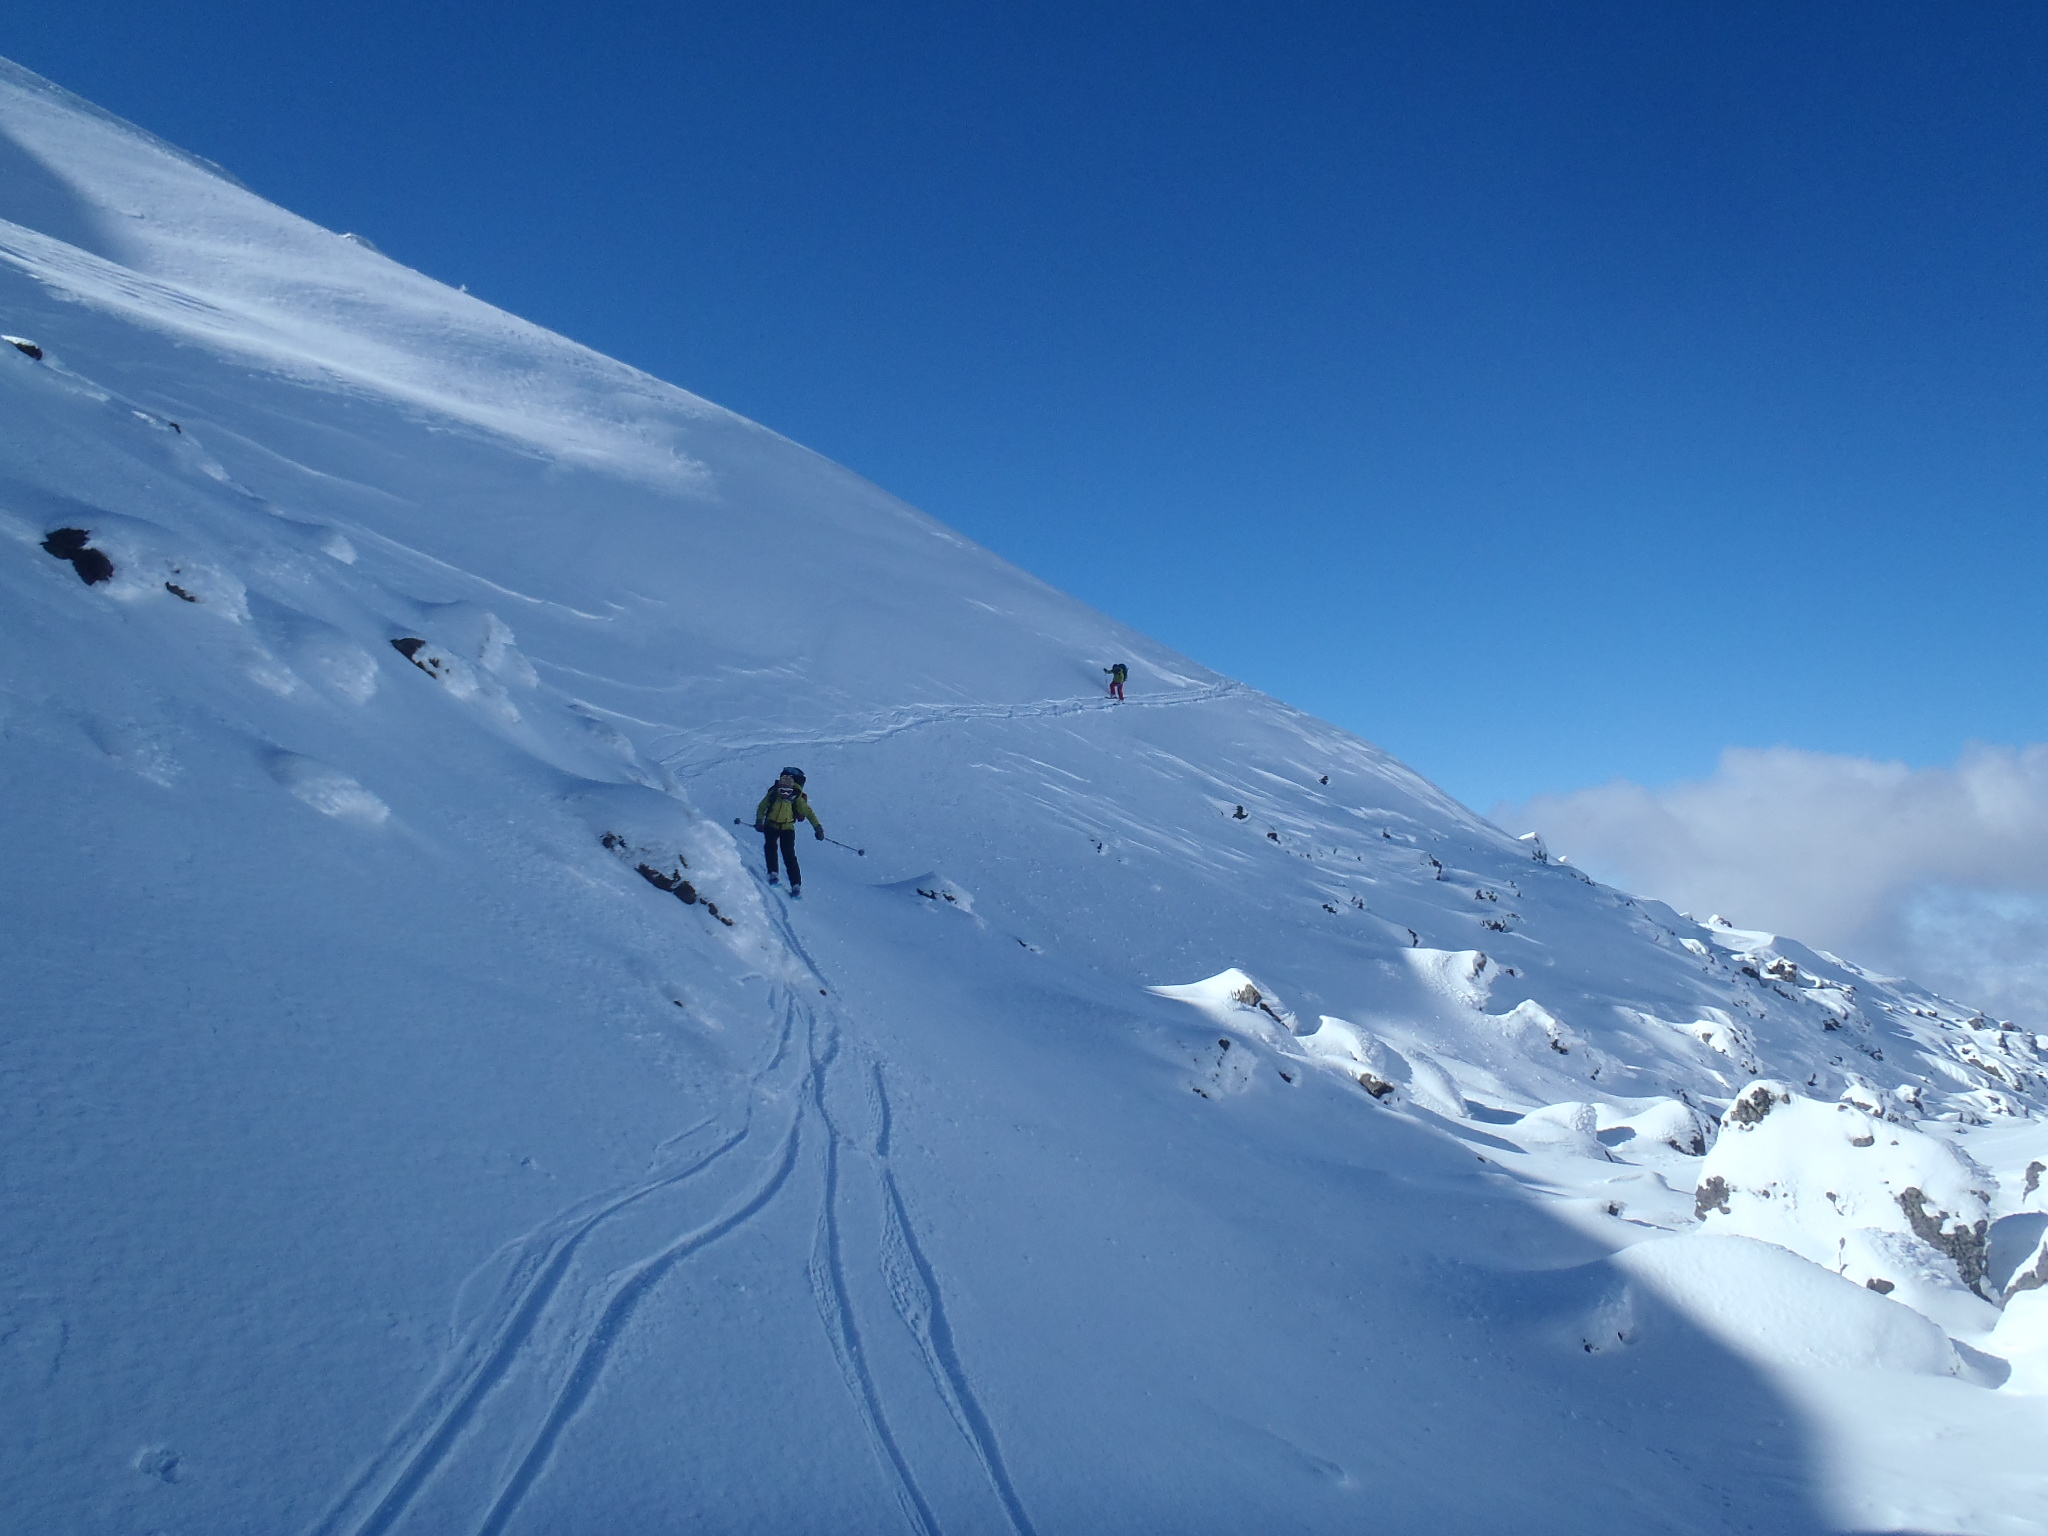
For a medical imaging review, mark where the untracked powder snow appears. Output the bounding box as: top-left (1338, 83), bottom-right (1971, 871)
top-left (2, 55), bottom-right (2046, 1535)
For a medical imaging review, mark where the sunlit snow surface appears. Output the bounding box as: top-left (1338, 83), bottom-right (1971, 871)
top-left (3, 55), bottom-right (2047, 1535)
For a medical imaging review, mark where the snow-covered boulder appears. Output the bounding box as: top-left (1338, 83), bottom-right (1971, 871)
top-left (1616, 1233), bottom-right (1962, 1378)
top-left (1511, 1101), bottom-right (1609, 1161)
top-left (1599, 1096), bottom-right (1715, 1157)
top-left (1149, 968), bottom-right (1299, 1035)
top-left (1294, 1014), bottom-right (1467, 1117)
top-left (1693, 1081), bottom-right (1998, 1333)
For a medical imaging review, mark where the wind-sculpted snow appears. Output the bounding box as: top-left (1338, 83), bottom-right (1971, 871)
top-left (6, 55), bottom-right (2048, 1535)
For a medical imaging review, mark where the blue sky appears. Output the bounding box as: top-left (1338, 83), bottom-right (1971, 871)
top-left (8, 2), bottom-right (2048, 812)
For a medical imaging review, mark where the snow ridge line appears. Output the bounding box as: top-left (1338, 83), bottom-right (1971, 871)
top-left (305, 1001), bottom-right (809, 1536)
top-left (653, 681), bottom-right (1249, 777)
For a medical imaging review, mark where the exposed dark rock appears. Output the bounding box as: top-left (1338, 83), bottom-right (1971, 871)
top-left (390, 636), bottom-right (448, 678)
top-left (1694, 1175), bottom-right (1733, 1220)
top-left (635, 863), bottom-right (698, 903)
top-left (41, 527), bottom-right (113, 585)
top-left (164, 582), bottom-right (198, 602)
top-left (1359, 1072), bottom-right (1396, 1100)
top-left (5, 335), bottom-right (43, 360)
top-left (1897, 1186), bottom-right (1990, 1296)
top-left (1229, 982), bottom-right (1290, 1029)
top-left (1726, 1083), bottom-right (1788, 1128)
top-left (602, 833), bottom-right (731, 926)
top-left (1865, 1277), bottom-right (1896, 1295)
top-left (2025, 1160), bottom-right (2044, 1198)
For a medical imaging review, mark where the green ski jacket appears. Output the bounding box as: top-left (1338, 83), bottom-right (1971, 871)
top-left (755, 789), bottom-right (824, 835)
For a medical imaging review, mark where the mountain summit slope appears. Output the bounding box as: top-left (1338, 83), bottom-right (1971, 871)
top-left (4, 59), bottom-right (2046, 1535)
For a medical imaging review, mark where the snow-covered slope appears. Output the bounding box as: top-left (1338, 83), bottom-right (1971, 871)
top-left (4, 57), bottom-right (2047, 1534)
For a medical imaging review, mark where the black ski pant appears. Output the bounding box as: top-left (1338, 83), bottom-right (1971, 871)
top-left (762, 826), bottom-right (801, 886)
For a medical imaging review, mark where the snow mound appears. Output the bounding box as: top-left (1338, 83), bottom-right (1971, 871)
top-left (1293, 1013), bottom-right (1467, 1116)
top-left (1617, 1233), bottom-right (1963, 1377)
top-left (1991, 1289), bottom-right (2048, 1393)
top-left (1149, 968), bottom-right (1300, 1035)
top-left (266, 750), bottom-right (390, 826)
top-left (1694, 1080), bottom-right (1998, 1335)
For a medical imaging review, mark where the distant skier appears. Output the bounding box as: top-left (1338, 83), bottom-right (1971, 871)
top-left (754, 767), bottom-right (825, 898)
top-left (1105, 663), bottom-right (1128, 701)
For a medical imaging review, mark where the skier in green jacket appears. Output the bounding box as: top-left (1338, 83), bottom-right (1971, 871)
top-left (754, 768), bottom-right (825, 898)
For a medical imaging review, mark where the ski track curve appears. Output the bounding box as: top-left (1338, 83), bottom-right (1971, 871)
top-left (310, 873), bottom-right (1036, 1536)
top-left (652, 681), bottom-right (1248, 779)
top-left (469, 1107), bottom-right (808, 1536)
top-left (306, 1000), bottom-right (806, 1536)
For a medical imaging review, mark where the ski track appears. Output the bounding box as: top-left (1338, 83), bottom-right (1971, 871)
top-left (876, 1168), bottom-right (1039, 1536)
top-left (759, 860), bottom-right (1038, 1536)
top-left (469, 1108), bottom-right (807, 1536)
top-left (808, 1019), bottom-right (944, 1536)
top-left (307, 999), bottom-right (805, 1536)
top-left (311, 881), bottom-right (1034, 1536)
top-left (652, 681), bottom-right (1248, 778)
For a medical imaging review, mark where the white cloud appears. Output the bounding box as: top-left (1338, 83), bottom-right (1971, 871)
top-left (1497, 744), bottom-right (2048, 1025)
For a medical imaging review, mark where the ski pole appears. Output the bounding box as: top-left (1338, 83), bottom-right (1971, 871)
top-left (736, 818), bottom-right (864, 857)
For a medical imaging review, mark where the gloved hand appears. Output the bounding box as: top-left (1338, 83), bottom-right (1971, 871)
top-left (753, 822), bottom-right (766, 833)
top-left (814, 828), bottom-right (825, 840)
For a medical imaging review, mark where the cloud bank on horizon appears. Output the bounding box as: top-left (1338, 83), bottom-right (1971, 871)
top-left (1502, 743), bottom-right (2048, 1026)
